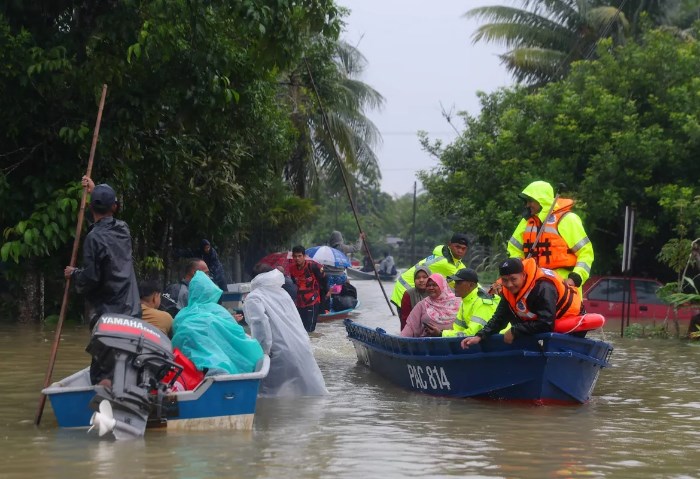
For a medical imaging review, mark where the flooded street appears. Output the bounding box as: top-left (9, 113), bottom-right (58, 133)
top-left (1, 280), bottom-right (700, 478)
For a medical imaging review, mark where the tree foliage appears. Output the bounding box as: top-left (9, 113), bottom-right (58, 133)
top-left (421, 27), bottom-right (700, 277)
top-left (0, 1), bottom-right (389, 321)
top-left (464, 0), bottom-right (696, 85)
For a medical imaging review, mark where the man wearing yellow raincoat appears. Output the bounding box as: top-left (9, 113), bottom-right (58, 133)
top-left (507, 181), bottom-right (594, 289)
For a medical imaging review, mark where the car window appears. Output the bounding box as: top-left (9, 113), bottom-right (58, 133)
top-left (587, 279), bottom-right (629, 302)
top-left (634, 280), bottom-right (666, 305)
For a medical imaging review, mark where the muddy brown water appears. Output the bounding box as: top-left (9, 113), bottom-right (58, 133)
top-left (1, 281), bottom-right (699, 478)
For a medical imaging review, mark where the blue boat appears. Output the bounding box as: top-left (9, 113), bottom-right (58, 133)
top-left (319, 300), bottom-right (361, 322)
top-left (42, 356), bottom-right (270, 431)
top-left (344, 320), bottom-right (613, 404)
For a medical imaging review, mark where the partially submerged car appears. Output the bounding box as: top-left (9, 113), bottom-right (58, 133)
top-left (583, 276), bottom-right (698, 323)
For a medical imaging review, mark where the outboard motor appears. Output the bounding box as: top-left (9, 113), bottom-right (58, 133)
top-left (86, 314), bottom-right (182, 440)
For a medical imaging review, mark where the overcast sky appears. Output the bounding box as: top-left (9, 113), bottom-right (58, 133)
top-left (340, 0), bottom-right (513, 196)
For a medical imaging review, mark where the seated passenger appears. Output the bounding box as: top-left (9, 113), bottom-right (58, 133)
top-left (441, 268), bottom-right (505, 337)
top-left (331, 280), bottom-right (358, 311)
top-left (164, 259), bottom-right (210, 313)
top-left (378, 252), bottom-right (397, 276)
top-left (243, 265), bottom-right (327, 397)
top-left (399, 266), bottom-right (431, 331)
top-left (462, 257), bottom-right (585, 349)
top-left (171, 270), bottom-right (264, 375)
top-left (401, 273), bottom-right (461, 338)
top-left (138, 280), bottom-right (174, 336)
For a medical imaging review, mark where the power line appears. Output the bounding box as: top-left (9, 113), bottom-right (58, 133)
top-left (379, 131), bottom-right (456, 136)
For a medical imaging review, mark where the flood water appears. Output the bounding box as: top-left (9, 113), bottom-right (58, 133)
top-left (1, 281), bottom-right (699, 478)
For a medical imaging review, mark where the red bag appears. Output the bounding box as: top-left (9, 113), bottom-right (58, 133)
top-left (162, 348), bottom-right (205, 391)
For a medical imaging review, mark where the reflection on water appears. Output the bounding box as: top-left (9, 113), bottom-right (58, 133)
top-left (1, 282), bottom-right (699, 478)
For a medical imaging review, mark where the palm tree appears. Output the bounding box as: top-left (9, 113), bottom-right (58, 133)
top-left (285, 40), bottom-right (384, 198)
top-left (465, 0), bottom-right (630, 85)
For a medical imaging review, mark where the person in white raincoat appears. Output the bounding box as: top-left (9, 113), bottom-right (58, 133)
top-left (244, 267), bottom-right (327, 397)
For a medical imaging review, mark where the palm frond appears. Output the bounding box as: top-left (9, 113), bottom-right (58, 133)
top-left (500, 47), bottom-right (571, 83)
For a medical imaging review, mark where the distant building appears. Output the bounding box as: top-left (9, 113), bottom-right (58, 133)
top-left (385, 236), bottom-right (404, 248)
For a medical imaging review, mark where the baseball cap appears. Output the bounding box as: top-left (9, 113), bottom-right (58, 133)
top-left (447, 268), bottom-right (479, 283)
top-left (90, 184), bottom-right (117, 212)
top-left (450, 233), bottom-right (469, 247)
top-left (499, 258), bottom-right (524, 276)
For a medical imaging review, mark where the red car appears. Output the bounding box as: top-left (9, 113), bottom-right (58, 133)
top-left (583, 276), bottom-right (698, 323)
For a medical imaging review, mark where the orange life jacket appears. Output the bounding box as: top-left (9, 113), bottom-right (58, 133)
top-left (522, 198), bottom-right (577, 270)
top-left (502, 258), bottom-right (582, 322)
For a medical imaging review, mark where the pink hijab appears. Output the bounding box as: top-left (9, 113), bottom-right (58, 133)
top-left (423, 273), bottom-right (461, 325)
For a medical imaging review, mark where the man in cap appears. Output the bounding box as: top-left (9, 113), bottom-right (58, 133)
top-left (390, 233), bottom-right (469, 317)
top-left (440, 268), bottom-right (502, 338)
top-left (461, 257), bottom-right (583, 349)
top-left (507, 181), bottom-right (594, 289)
top-left (64, 176), bottom-right (141, 384)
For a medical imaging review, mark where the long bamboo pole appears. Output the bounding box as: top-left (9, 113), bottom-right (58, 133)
top-left (34, 84), bottom-right (108, 425)
top-left (304, 60), bottom-right (395, 316)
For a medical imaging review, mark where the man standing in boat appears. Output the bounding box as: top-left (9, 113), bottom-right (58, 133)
top-left (508, 181), bottom-right (594, 289)
top-left (461, 257), bottom-right (584, 348)
top-left (390, 233), bottom-right (469, 317)
top-left (64, 176), bottom-right (141, 384)
top-left (289, 245), bottom-right (326, 333)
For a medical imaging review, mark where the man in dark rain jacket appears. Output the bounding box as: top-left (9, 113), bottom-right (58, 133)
top-left (64, 176), bottom-right (141, 384)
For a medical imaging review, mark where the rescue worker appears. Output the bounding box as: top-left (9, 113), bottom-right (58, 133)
top-left (441, 268), bottom-right (503, 338)
top-left (508, 181), bottom-right (593, 289)
top-left (461, 257), bottom-right (583, 349)
top-left (289, 245), bottom-right (326, 333)
top-left (390, 233), bottom-right (469, 316)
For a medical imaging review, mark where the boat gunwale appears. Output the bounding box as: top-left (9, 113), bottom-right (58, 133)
top-left (344, 320), bottom-right (613, 367)
top-left (42, 355), bottom-right (271, 400)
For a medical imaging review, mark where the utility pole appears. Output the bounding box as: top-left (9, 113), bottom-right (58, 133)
top-left (411, 181), bottom-right (417, 264)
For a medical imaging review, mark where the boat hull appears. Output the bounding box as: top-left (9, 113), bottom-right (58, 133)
top-left (42, 355), bottom-right (270, 430)
top-left (346, 268), bottom-right (396, 282)
top-left (319, 301), bottom-right (361, 322)
top-left (345, 321), bottom-right (612, 404)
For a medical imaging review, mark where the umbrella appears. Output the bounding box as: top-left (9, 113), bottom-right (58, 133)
top-left (256, 251), bottom-right (317, 274)
top-left (305, 245), bottom-right (352, 268)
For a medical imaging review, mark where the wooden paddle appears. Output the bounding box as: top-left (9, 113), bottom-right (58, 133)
top-left (34, 84), bottom-right (108, 426)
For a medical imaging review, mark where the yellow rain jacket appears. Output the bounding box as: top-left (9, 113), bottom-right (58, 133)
top-left (390, 245), bottom-right (465, 307)
top-left (442, 286), bottom-right (507, 337)
top-left (507, 181), bottom-right (594, 287)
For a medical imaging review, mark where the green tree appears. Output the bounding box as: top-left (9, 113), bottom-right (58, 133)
top-left (0, 1), bottom-right (344, 321)
top-left (285, 39), bottom-right (384, 198)
top-left (421, 27), bottom-right (700, 278)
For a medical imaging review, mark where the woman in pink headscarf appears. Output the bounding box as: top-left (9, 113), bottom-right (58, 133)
top-left (401, 273), bottom-right (461, 337)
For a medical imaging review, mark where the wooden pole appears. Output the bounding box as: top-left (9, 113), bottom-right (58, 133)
top-left (304, 60), bottom-right (395, 316)
top-left (34, 84), bottom-right (108, 425)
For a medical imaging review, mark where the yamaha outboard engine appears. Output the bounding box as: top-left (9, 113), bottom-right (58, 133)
top-left (86, 314), bottom-right (182, 440)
